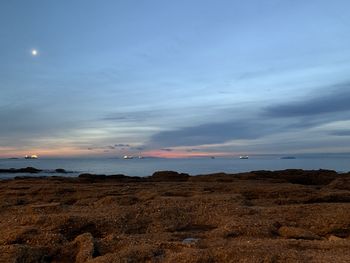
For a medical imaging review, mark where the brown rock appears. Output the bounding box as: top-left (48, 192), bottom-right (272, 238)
top-left (0, 244), bottom-right (50, 263)
top-left (74, 232), bottom-right (96, 263)
top-left (31, 202), bottom-right (61, 209)
top-left (328, 235), bottom-right (344, 241)
top-left (1, 169), bottom-right (350, 262)
top-left (278, 226), bottom-right (322, 240)
top-left (242, 169), bottom-right (338, 185)
top-left (150, 171), bottom-right (189, 182)
top-left (327, 177), bottom-right (350, 191)
top-left (78, 173), bottom-right (106, 180)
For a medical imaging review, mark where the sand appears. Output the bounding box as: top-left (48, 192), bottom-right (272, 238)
top-left (0, 169), bottom-right (349, 262)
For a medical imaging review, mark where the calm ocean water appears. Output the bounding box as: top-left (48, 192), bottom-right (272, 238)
top-left (1, 155), bottom-right (350, 179)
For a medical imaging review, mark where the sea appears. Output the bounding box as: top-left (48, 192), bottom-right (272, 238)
top-left (1, 154), bottom-right (350, 179)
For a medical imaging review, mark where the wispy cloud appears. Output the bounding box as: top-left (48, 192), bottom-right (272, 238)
top-left (102, 110), bottom-right (162, 122)
top-left (114, 144), bottom-right (130, 147)
top-left (160, 148), bottom-right (173, 152)
top-left (147, 82), bottom-right (350, 149)
top-left (329, 130), bottom-right (350, 136)
top-left (264, 82), bottom-right (350, 117)
top-left (148, 119), bottom-right (272, 147)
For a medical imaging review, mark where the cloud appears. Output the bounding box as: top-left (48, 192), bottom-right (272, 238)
top-left (87, 144), bottom-right (146, 153)
top-left (103, 110), bottom-right (161, 122)
top-left (186, 148), bottom-right (201, 152)
top-left (130, 146), bottom-right (145, 151)
top-left (147, 83), bottom-right (350, 148)
top-left (148, 119), bottom-right (271, 147)
top-left (0, 105), bottom-right (85, 148)
top-left (329, 130), bottom-right (350, 136)
top-left (114, 144), bottom-right (130, 147)
top-left (103, 116), bottom-right (128, 121)
top-left (160, 148), bottom-right (173, 152)
top-left (87, 145), bottom-right (117, 151)
top-left (264, 83), bottom-right (350, 117)
top-left (107, 145), bottom-right (116, 149)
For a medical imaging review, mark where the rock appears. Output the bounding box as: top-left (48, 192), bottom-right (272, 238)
top-left (278, 226), bottom-right (321, 240)
top-left (105, 174), bottom-right (142, 182)
top-left (0, 167), bottom-right (42, 174)
top-left (21, 167), bottom-right (43, 173)
top-left (73, 232), bottom-right (96, 263)
top-left (31, 202), bottom-right (61, 209)
top-left (106, 174), bottom-right (128, 179)
top-left (14, 176), bottom-right (46, 180)
top-left (0, 244), bottom-right (50, 263)
top-left (2, 227), bottom-right (39, 246)
top-left (327, 177), bottom-right (350, 191)
top-left (55, 168), bottom-right (67, 173)
top-left (30, 203), bottom-right (61, 214)
top-left (182, 237), bottom-right (200, 244)
top-left (239, 169), bottom-right (338, 185)
top-left (78, 173), bottom-right (143, 182)
top-left (2, 169), bottom-right (350, 262)
top-left (150, 171), bottom-right (189, 182)
top-left (306, 191), bottom-right (350, 203)
top-left (78, 173), bottom-right (106, 180)
top-left (329, 228), bottom-right (350, 238)
top-left (328, 235), bottom-right (344, 241)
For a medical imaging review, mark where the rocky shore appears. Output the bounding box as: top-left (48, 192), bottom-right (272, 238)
top-left (0, 169), bottom-right (350, 262)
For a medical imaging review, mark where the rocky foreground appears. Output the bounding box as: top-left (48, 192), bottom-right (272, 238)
top-left (0, 169), bottom-right (350, 263)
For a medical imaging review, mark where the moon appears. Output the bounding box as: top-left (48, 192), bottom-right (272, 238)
top-left (31, 49), bottom-right (38, 56)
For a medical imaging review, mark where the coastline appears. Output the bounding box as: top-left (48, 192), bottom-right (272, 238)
top-left (1, 169), bottom-right (350, 262)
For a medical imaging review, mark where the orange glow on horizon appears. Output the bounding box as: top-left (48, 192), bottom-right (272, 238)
top-left (142, 150), bottom-right (231, 158)
top-left (1, 147), bottom-right (232, 159)
top-left (0, 147), bottom-right (93, 158)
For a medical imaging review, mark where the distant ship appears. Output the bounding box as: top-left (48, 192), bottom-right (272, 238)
top-left (123, 155), bottom-right (134, 159)
top-left (25, 155), bottom-right (38, 159)
top-left (280, 156), bottom-right (296, 159)
top-left (239, 155), bottom-right (249, 159)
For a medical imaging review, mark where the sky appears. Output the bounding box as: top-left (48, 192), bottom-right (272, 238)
top-left (1, 0), bottom-right (350, 158)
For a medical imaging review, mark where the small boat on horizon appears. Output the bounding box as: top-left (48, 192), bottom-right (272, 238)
top-left (280, 156), bottom-right (296, 159)
top-left (123, 155), bottom-right (134, 159)
top-left (25, 155), bottom-right (38, 159)
top-left (239, 155), bottom-right (249, 159)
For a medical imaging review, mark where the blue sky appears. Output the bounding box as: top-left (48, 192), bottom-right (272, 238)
top-left (1, 0), bottom-right (350, 157)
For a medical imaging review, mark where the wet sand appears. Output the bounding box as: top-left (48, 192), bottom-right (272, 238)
top-left (0, 169), bottom-right (350, 262)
